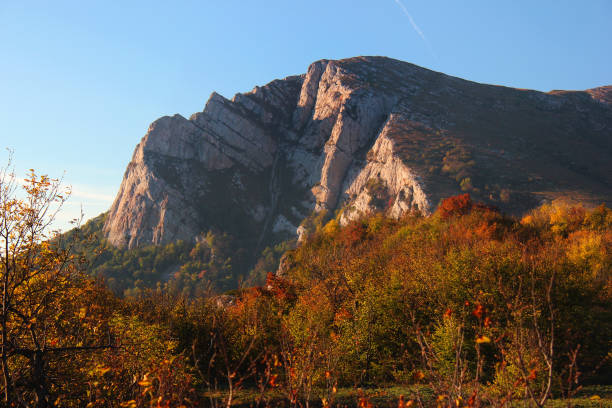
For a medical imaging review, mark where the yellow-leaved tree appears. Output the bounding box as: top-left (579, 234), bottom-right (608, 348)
top-left (0, 155), bottom-right (115, 407)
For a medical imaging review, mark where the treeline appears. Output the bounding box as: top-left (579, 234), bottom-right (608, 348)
top-left (9, 194), bottom-right (609, 406)
top-left (62, 214), bottom-right (290, 296)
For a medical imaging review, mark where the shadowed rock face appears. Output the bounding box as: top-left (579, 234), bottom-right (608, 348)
top-left (104, 56), bottom-right (612, 250)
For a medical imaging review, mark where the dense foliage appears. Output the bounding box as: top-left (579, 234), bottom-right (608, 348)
top-left (3, 167), bottom-right (611, 406)
top-left (62, 214), bottom-right (291, 296)
top-left (274, 195), bottom-right (611, 404)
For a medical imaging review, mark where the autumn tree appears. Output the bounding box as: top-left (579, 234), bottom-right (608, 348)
top-left (0, 156), bottom-right (115, 407)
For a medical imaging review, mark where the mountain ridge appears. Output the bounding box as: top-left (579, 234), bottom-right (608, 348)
top-left (103, 56), bottom-right (612, 265)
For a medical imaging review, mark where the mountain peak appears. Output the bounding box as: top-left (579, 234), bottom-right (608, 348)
top-left (103, 57), bottom-right (612, 269)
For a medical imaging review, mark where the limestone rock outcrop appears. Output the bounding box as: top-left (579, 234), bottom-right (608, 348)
top-left (104, 56), bottom-right (612, 258)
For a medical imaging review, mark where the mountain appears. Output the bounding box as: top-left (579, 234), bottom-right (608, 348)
top-left (103, 56), bottom-right (612, 268)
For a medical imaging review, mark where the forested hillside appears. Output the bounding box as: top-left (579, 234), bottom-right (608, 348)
top-left (61, 213), bottom-right (291, 296)
top-left (11, 183), bottom-right (610, 406)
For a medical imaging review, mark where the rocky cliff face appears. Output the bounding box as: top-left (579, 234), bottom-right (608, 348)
top-left (104, 56), bottom-right (612, 255)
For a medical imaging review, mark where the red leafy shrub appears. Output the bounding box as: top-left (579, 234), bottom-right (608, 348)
top-left (438, 193), bottom-right (473, 218)
top-left (266, 272), bottom-right (297, 302)
top-left (340, 220), bottom-right (368, 247)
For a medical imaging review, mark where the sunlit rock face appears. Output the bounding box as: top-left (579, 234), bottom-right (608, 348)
top-left (104, 56), bottom-right (612, 250)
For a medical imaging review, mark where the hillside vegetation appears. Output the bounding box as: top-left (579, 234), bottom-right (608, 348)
top-left (270, 195), bottom-right (611, 403)
top-left (25, 195), bottom-right (610, 406)
top-left (61, 213), bottom-right (289, 296)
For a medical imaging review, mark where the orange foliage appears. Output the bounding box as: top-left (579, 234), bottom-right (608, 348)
top-left (334, 307), bottom-right (353, 323)
top-left (438, 193), bottom-right (473, 218)
top-left (229, 286), bottom-right (268, 317)
top-left (472, 303), bottom-right (484, 319)
top-left (358, 396), bottom-right (373, 408)
top-left (266, 272), bottom-right (297, 302)
top-left (340, 220), bottom-right (368, 246)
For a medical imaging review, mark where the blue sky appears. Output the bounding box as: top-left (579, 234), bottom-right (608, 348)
top-left (1, 1), bottom-right (610, 228)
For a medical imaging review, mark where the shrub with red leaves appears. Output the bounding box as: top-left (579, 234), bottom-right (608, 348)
top-left (340, 221), bottom-right (368, 247)
top-left (266, 272), bottom-right (297, 302)
top-left (438, 193), bottom-right (473, 218)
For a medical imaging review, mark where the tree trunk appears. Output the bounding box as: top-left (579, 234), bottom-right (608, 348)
top-left (32, 351), bottom-right (49, 408)
top-left (1, 355), bottom-right (11, 404)
top-left (1, 275), bottom-right (13, 404)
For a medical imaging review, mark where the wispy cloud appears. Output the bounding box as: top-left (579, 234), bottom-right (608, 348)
top-left (15, 177), bottom-right (115, 204)
top-left (392, 0), bottom-right (436, 58)
top-left (10, 173), bottom-right (115, 230)
top-left (70, 186), bottom-right (115, 204)
top-left (50, 184), bottom-right (115, 230)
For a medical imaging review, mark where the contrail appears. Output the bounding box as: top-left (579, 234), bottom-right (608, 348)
top-left (392, 0), bottom-right (436, 58)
